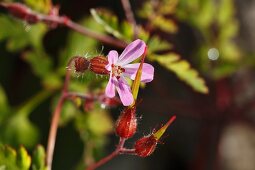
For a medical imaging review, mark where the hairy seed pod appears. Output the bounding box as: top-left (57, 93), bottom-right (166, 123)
top-left (134, 135), bottom-right (157, 157)
top-left (89, 56), bottom-right (109, 75)
top-left (74, 57), bottom-right (90, 73)
top-left (115, 106), bottom-right (137, 138)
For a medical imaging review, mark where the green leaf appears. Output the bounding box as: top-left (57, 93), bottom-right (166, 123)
top-left (59, 101), bottom-right (80, 126)
top-left (23, 51), bottom-right (52, 78)
top-left (1, 114), bottom-right (39, 148)
top-left (75, 108), bottom-right (113, 138)
top-left (90, 8), bottom-right (134, 41)
top-left (147, 36), bottom-right (172, 53)
top-left (87, 109), bottom-right (113, 136)
top-left (151, 15), bottom-right (178, 33)
top-left (24, 0), bottom-right (51, 13)
top-left (158, 0), bottom-right (178, 15)
top-left (0, 85), bottom-right (9, 123)
top-left (32, 145), bottom-right (47, 170)
top-left (16, 146), bottom-right (31, 170)
top-left (217, 0), bottom-right (235, 26)
top-left (90, 9), bottom-right (125, 40)
top-left (0, 16), bottom-right (48, 52)
top-left (151, 53), bottom-right (209, 94)
top-left (0, 145), bottom-right (31, 170)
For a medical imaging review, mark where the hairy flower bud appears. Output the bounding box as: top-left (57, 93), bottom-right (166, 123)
top-left (5, 3), bottom-right (39, 24)
top-left (134, 115), bottom-right (176, 157)
top-left (89, 56), bottom-right (109, 75)
top-left (134, 135), bottom-right (157, 157)
top-left (115, 106), bottom-right (137, 138)
top-left (74, 57), bottom-right (90, 73)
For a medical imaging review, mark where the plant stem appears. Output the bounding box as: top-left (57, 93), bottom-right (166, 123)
top-left (0, 2), bottom-right (127, 48)
top-left (46, 57), bottom-right (76, 170)
top-left (120, 0), bottom-right (138, 39)
top-left (86, 138), bottom-right (126, 170)
top-left (46, 94), bottom-right (65, 170)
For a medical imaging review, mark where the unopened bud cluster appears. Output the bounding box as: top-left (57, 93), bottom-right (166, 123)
top-left (71, 56), bottom-right (109, 75)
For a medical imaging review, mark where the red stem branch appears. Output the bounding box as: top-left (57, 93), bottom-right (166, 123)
top-left (0, 2), bottom-right (127, 48)
top-left (86, 138), bottom-right (127, 170)
top-left (46, 57), bottom-right (77, 170)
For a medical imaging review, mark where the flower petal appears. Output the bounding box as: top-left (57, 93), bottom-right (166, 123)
top-left (106, 50), bottom-right (118, 71)
top-left (123, 63), bottom-right (154, 83)
top-left (117, 39), bottom-right (146, 66)
top-left (105, 76), bottom-right (116, 98)
top-left (116, 77), bottom-right (133, 106)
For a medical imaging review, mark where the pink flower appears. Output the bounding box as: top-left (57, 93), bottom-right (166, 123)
top-left (105, 39), bottom-right (154, 106)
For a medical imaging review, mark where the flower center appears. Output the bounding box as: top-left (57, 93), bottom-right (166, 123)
top-left (111, 64), bottom-right (125, 79)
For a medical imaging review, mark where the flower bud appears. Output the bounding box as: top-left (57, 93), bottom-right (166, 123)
top-left (134, 135), bottom-right (157, 157)
top-left (115, 106), bottom-right (137, 138)
top-left (134, 115), bottom-right (176, 157)
top-left (5, 3), bottom-right (39, 24)
top-left (89, 56), bottom-right (109, 75)
top-left (74, 57), bottom-right (90, 73)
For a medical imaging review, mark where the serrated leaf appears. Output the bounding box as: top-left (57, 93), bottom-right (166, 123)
top-left (90, 8), bottom-right (134, 41)
top-left (16, 146), bottom-right (31, 170)
top-left (32, 145), bottom-right (46, 170)
top-left (0, 145), bottom-right (31, 170)
top-left (158, 0), bottom-right (178, 15)
top-left (152, 15), bottom-right (178, 33)
top-left (147, 36), bottom-right (172, 53)
top-left (91, 9), bottom-right (124, 39)
top-left (151, 53), bottom-right (209, 93)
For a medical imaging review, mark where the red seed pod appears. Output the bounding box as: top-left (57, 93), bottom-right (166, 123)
top-left (74, 57), bottom-right (90, 73)
top-left (89, 56), bottom-right (109, 75)
top-left (134, 115), bottom-right (176, 157)
top-left (6, 3), bottom-right (39, 24)
top-left (115, 106), bottom-right (137, 138)
top-left (134, 135), bottom-right (157, 157)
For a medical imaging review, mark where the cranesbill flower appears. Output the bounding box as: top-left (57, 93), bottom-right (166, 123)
top-left (105, 39), bottom-right (154, 106)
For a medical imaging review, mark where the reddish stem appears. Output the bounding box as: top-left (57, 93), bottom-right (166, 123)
top-left (46, 57), bottom-right (77, 170)
top-left (86, 138), bottom-right (126, 170)
top-left (1, 2), bottom-right (127, 48)
top-left (46, 94), bottom-right (66, 170)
